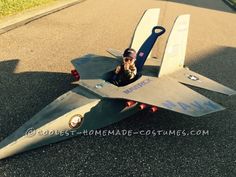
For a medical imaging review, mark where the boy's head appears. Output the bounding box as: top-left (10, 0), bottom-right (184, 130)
top-left (123, 48), bottom-right (136, 65)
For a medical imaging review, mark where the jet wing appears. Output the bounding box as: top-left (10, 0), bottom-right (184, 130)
top-left (170, 68), bottom-right (236, 96)
top-left (77, 74), bottom-right (225, 117)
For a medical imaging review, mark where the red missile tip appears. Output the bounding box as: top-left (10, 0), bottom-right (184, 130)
top-left (150, 106), bottom-right (158, 113)
top-left (139, 104), bottom-right (147, 110)
top-left (126, 101), bottom-right (136, 107)
top-left (71, 69), bottom-right (80, 81)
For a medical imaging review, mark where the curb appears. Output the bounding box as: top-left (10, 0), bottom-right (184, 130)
top-left (222, 0), bottom-right (236, 11)
top-left (0, 0), bottom-right (86, 35)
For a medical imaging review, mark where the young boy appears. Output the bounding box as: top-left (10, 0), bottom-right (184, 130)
top-left (113, 48), bottom-right (137, 86)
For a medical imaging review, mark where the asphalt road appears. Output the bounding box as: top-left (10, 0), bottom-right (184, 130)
top-left (0, 0), bottom-right (236, 176)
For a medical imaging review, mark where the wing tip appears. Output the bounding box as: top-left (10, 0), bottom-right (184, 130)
top-left (227, 90), bottom-right (236, 96)
top-left (160, 100), bottom-right (226, 117)
top-left (192, 106), bottom-right (226, 117)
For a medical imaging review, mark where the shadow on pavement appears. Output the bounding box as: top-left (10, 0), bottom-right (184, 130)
top-left (0, 59), bottom-right (77, 138)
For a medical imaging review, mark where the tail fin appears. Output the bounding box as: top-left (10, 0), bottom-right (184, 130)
top-left (130, 8), bottom-right (160, 58)
top-left (158, 15), bottom-right (190, 77)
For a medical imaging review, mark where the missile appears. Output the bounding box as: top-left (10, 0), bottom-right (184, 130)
top-left (139, 103), bottom-right (147, 110)
top-left (150, 106), bottom-right (158, 112)
top-left (126, 101), bottom-right (136, 107)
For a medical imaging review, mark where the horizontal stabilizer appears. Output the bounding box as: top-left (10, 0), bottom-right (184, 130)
top-left (86, 75), bottom-right (225, 117)
top-left (170, 68), bottom-right (236, 96)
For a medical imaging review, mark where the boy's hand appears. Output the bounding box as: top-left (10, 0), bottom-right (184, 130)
top-left (124, 63), bottom-right (130, 70)
top-left (115, 66), bottom-right (121, 74)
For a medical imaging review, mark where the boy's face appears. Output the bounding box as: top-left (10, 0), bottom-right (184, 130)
top-left (123, 57), bottom-right (135, 65)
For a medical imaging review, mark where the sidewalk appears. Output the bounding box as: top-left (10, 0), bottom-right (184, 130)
top-left (0, 0), bottom-right (85, 35)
